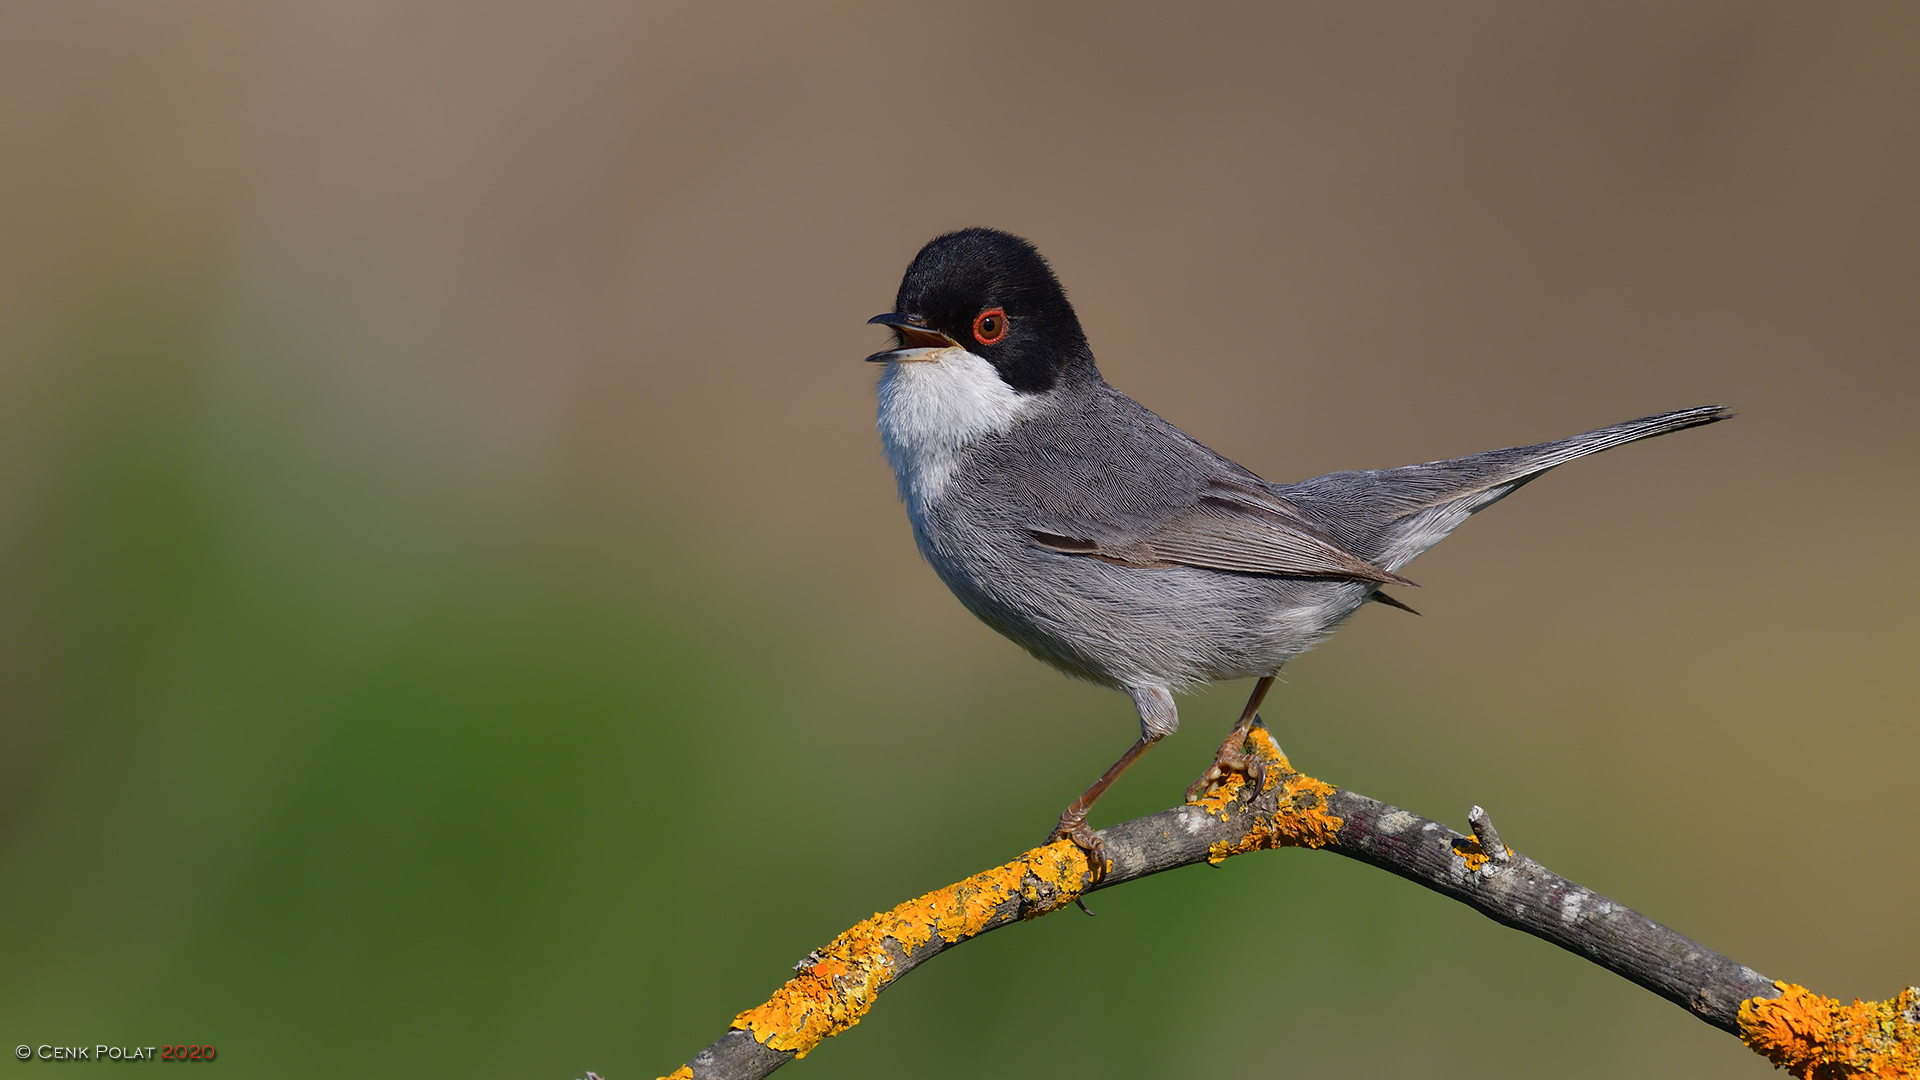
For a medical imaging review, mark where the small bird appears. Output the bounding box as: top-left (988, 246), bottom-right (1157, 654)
top-left (867, 227), bottom-right (1728, 875)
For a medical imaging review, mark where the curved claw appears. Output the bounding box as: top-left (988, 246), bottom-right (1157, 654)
top-left (1185, 736), bottom-right (1270, 803)
top-left (1047, 810), bottom-right (1109, 884)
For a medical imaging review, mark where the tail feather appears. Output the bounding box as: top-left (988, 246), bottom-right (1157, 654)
top-left (1279, 405), bottom-right (1731, 571)
top-left (1370, 589), bottom-right (1422, 615)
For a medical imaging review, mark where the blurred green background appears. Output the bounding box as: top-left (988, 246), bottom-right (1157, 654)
top-left (2, 4), bottom-right (1915, 1078)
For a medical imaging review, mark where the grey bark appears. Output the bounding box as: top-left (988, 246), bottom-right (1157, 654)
top-left (656, 749), bottom-right (1779, 1079)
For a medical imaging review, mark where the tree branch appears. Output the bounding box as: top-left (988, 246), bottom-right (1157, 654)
top-left (651, 723), bottom-right (1918, 1080)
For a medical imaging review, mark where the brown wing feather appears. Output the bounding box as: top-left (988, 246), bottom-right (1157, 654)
top-left (1029, 476), bottom-right (1414, 586)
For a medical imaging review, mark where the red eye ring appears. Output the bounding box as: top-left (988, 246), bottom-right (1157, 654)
top-left (972, 308), bottom-right (1008, 346)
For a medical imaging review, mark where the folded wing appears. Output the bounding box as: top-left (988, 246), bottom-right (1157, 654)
top-left (1029, 473), bottom-right (1413, 585)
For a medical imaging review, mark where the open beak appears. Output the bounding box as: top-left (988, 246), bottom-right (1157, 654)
top-left (865, 312), bottom-right (960, 363)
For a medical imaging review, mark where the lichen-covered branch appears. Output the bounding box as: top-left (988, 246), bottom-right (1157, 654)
top-left (653, 724), bottom-right (1917, 1080)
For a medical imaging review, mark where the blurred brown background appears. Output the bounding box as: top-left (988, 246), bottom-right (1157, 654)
top-left (1, 3), bottom-right (1914, 1078)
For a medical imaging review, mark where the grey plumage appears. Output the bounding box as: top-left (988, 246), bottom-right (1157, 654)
top-left (910, 377), bottom-right (1727, 737)
top-left (867, 227), bottom-right (1728, 856)
top-left (1282, 403), bottom-right (1731, 572)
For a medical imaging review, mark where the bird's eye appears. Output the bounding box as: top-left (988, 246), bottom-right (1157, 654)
top-left (972, 308), bottom-right (1007, 346)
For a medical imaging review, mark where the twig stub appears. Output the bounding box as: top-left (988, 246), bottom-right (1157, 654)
top-left (1467, 804), bottom-right (1511, 863)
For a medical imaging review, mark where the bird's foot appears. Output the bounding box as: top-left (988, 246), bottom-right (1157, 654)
top-left (1184, 731), bottom-right (1269, 804)
top-left (1046, 808), bottom-right (1109, 884)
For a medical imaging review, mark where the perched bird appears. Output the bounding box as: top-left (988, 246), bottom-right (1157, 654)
top-left (867, 227), bottom-right (1728, 874)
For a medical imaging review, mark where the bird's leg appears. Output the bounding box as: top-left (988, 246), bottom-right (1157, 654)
top-left (1047, 734), bottom-right (1162, 883)
top-left (1185, 675), bottom-right (1276, 803)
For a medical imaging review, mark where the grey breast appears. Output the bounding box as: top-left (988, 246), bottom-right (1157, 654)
top-left (913, 382), bottom-right (1375, 691)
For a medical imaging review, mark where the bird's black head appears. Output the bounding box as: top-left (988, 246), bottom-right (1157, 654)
top-left (866, 228), bottom-right (1095, 393)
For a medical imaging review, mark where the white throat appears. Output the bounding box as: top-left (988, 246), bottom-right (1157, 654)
top-left (876, 347), bottom-right (1038, 510)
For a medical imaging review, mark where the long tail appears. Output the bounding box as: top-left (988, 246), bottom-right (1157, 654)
top-left (1279, 405), bottom-right (1732, 573)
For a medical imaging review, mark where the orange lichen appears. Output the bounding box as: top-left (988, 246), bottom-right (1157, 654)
top-left (1190, 766), bottom-right (1251, 820)
top-left (655, 1068), bottom-right (693, 1080)
top-left (729, 840), bottom-right (1090, 1059)
top-left (1189, 725), bottom-right (1289, 819)
top-left (1450, 837), bottom-right (1513, 872)
top-left (1199, 727), bottom-right (1344, 864)
top-left (1738, 982), bottom-right (1920, 1079)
